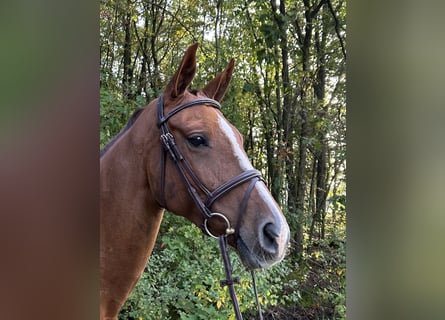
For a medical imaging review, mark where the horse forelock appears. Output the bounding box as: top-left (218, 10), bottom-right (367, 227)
top-left (188, 88), bottom-right (199, 95)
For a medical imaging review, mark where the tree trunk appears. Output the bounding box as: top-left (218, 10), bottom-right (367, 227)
top-left (122, 0), bottom-right (133, 100)
top-left (313, 4), bottom-right (329, 242)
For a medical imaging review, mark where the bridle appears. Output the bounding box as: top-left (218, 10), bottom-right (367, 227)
top-left (157, 94), bottom-right (264, 320)
top-left (157, 94), bottom-right (263, 239)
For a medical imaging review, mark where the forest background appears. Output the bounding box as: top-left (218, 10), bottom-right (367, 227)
top-left (100, 0), bottom-right (346, 319)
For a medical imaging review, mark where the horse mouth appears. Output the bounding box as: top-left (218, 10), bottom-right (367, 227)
top-left (235, 236), bottom-right (284, 270)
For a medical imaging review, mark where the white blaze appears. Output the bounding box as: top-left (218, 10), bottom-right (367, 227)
top-left (217, 114), bottom-right (254, 171)
top-left (217, 114), bottom-right (289, 252)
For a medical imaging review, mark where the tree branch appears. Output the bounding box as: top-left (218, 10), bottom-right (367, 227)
top-left (311, 0), bottom-right (327, 19)
top-left (326, 0), bottom-right (346, 60)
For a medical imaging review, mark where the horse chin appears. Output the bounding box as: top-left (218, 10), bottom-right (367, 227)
top-left (235, 236), bottom-right (283, 270)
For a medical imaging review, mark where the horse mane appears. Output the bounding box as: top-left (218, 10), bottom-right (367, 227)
top-left (100, 107), bottom-right (145, 158)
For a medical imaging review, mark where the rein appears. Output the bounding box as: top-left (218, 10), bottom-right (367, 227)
top-left (157, 94), bottom-right (264, 320)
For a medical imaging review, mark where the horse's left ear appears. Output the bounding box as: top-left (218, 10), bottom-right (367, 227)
top-left (203, 58), bottom-right (235, 102)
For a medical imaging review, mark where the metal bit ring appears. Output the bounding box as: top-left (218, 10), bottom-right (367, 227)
top-left (204, 212), bottom-right (235, 239)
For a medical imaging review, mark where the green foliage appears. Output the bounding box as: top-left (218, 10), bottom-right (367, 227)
top-left (119, 214), bottom-right (296, 320)
top-left (100, 88), bottom-right (145, 149)
top-left (300, 240), bottom-right (346, 320)
top-left (117, 213), bottom-right (346, 319)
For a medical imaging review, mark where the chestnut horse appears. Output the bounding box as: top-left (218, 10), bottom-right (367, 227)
top-left (100, 43), bottom-right (290, 320)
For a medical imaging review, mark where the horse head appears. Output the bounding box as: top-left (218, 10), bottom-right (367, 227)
top-left (151, 43), bottom-right (290, 270)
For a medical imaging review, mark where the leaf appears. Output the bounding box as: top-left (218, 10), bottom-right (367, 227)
top-left (242, 82), bottom-right (254, 93)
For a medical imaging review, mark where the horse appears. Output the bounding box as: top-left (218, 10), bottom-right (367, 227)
top-left (100, 43), bottom-right (290, 320)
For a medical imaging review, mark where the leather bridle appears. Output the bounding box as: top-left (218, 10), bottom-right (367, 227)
top-left (157, 94), bottom-right (263, 239)
top-left (157, 94), bottom-right (264, 319)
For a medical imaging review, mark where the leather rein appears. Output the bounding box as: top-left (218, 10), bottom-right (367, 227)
top-left (157, 94), bottom-right (264, 320)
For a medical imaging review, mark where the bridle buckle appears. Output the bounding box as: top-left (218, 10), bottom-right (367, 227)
top-left (160, 132), bottom-right (173, 148)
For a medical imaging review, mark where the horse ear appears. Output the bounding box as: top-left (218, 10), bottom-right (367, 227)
top-left (203, 58), bottom-right (235, 102)
top-left (164, 43), bottom-right (199, 100)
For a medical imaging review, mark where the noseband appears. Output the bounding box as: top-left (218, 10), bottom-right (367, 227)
top-left (157, 94), bottom-right (264, 319)
top-left (157, 94), bottom-right (262, 239)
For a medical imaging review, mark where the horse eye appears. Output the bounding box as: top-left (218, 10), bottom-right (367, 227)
top-left (187, 135), bottom-right (207, 147)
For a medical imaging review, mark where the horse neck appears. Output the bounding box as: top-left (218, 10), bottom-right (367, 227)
top-left (100, 106), bottom-right (161, 219)
top-left (100, 104), bottom-right (164, 307)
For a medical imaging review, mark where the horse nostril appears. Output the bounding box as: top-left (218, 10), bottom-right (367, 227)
top-left (261, 223), bottom-right (280, 253)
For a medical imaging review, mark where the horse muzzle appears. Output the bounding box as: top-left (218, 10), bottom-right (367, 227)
top-left (236, 219), bottom-right (290, 270)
